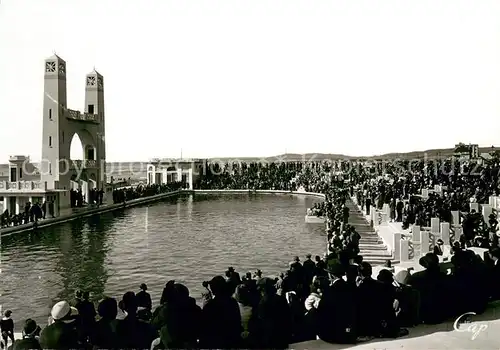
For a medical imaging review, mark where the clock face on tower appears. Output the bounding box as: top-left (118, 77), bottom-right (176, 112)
top-left (45, 61), bottom-right (56, 73)
top-left (87, 76), bottom-right (96, 87)
top-left (58, 62), bottom-right (65, 75)
top-left (97, 77), bottom-right (103, 89)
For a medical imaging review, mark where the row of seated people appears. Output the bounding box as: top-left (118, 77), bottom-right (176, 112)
top-left (111, 182), bottom-right (184, 204)
top-left (5, 245), bottom-right (500, 350)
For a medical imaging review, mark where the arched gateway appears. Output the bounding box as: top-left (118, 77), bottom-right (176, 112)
top-left (40, 54), bottom-right (106, 208)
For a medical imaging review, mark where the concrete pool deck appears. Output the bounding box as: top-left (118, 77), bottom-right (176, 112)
top-left (0, 189), bottom-right (325, 236)
top-left (291, 301), bottom-right (500, 350)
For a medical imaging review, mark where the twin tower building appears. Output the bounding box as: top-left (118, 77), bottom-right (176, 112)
top-left (40, 54), bottom-right (107, 208)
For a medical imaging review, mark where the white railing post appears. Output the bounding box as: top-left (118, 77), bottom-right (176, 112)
top-left (420, 230), bottom-right (430, 255)
top-left (441, 222), bottom-right (450, 244)
top-left (431, 218), bottom-right (440, 235)
top-left (482, 204), bottom-right (492, 222)
top-left (412, 225), bottom-right (421, 242)
top-left (393, 233), bottom-right (402, 260)
top-left (400, 239), bottom-right (409, 262)
top-left (470, 202), bottom-right (479, 213)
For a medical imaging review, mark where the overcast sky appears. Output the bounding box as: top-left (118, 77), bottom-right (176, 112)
top-left (0, 0), bottom-right (499, 162)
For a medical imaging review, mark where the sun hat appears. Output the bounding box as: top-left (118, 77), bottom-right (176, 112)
top-left (51, 301), bottom-right (71, 320)
top-left (51, 301), bottom-right (78, 323)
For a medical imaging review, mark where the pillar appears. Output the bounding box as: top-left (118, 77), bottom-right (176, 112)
top-left (188, 168), bottom-right (193, 190)
top-left (162, 169), bottom-right (167, 184)
top-left (482, 204), bottom-right (492, 222)
top-left (28, 196), bottom-right (33, 204)
top-left (470, 202), bottom-right (479, 213)
top-left (393, 233), bottom-right (402, 260)
top-left (383, 203), bottom-right (390, 217)
top-left (4, 195), bottom-right (9, 214)
top-left (177, 169), bottom-right (182, 183)
top-left (15, 196), bottom-right (20, 214)
top-left (420, 230), bottom-right (430, 255)
top-left (451, 211), bottom-right (460, 225)
top-left (55, 194), bottom-right (60, 217)
top-left (422, 189), bottom-right (429, 198)
top-left (431, 218), bottom-right (440, 234)
top-left (489, 196), bottom-right (496, 207)
top-left (441, 222), bottom-right (450, 244)
top-left (412, 225), bottom-right (421, 242)
top-left (400, 240), bottom-right (410, 262)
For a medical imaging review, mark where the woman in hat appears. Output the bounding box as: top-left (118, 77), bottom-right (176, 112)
top-left (39, 301), bottom-right (80, 349)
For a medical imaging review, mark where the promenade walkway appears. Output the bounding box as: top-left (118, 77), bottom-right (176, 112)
top-left (346, 199), bottom-right (393, 265)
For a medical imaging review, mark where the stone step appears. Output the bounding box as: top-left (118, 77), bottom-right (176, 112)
top-left (358, 244), bottom-right (388, 250)
top-left (360, 253), bottom-right (393, 261)
top-left (365, 259), bottom-right (398, 266)
top-left (359, 238), bottom-right (383, 242)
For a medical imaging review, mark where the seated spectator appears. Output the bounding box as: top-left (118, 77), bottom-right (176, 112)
top-left (407, 253), bottom-right (451, 324)
top-left (137, 283), bottom-right (153, 311)
top-left (39, 301), bottom-right (80, 349)
top-left (116, 292), bottom-right (157, 350)
top-left (91, 297), bottom-right (120, 350)
top-left (199, 276), bottom-right (242, 349)
top-left (234, 284), bottom-right (258, 348)
top-left (316, 260), bottom-right (357, 344)
top-left (157, 283), bottom-right (202, 349)
top-left (253, 277), bottom-right (292, 349)
top-left (10, 319), bottom-right (41, 350)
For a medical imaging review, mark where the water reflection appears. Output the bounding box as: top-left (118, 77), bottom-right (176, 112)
top-left (1, 212), bottom-right (119, 323)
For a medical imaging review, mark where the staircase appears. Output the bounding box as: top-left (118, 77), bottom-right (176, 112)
top-left (346, 200), bottom-right (395, 266)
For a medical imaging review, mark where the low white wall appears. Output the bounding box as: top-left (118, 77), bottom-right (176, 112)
top-left (192, 189), bottom-right (325, 198)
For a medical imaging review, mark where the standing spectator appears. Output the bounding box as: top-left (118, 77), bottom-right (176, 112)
top-left (0, 311), bottom-right (14, 350)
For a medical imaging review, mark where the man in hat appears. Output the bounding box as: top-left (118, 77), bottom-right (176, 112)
top-left (316, 259), bottom-right (357, 344)
top-left (253, 277), bottom-right (291, 349)
top-left (39, 301), bottom-right (80, 349)
top-left (407, 253), bottom-right (450, 324)
top-left (137, 283), bottom-right (152, 311)
top-left (199, 276), bottom-right (242, 349)
top-left (303, 254), bottom-right (316, 287)
top-left (488, 247), bottom-right (500, 300)
top-left (10, 319), bottom-right (41, 350)
top-left (433, 239), bottom-right (444, 256)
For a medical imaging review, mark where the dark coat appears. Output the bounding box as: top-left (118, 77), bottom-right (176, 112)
top-left (199, 296), bottom-right (242, 349)
top-left (39, 321), bottom-right (80, 350)
top-left (10, 337), bottom-right (41, 350)
top-left (316, 279), bottom-right (357, 344)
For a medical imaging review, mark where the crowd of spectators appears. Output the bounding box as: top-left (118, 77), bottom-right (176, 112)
top-left (111, 182), bottom-right (184, 204)
top-left (3, 157), bottom-right (500, 349)
top-left (0, 201), bottom-right (53, 229)
top-left (350, 156), bottom-right (500, 249)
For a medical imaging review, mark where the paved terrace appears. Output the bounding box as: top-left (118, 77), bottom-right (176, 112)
top-left (292, 301), bottom-right (500, 349)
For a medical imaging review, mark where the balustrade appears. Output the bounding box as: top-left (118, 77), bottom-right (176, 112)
top-left (71, 159), bottom-right (98, 169)
top-left (66, 109), bottom-right (99, 123)
top-left (0, 181), bottom-right (46, 190)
